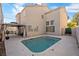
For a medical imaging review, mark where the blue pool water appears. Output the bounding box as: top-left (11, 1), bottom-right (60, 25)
top-left (21, 36), bottom-right (61, 53)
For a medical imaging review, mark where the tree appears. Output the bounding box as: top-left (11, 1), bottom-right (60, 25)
top-left (72, 12), bottom-right (79, 25)
top-left (67, 12), bottom-right (79, 28)
top-left (67, 21), bottom-right (77, 28)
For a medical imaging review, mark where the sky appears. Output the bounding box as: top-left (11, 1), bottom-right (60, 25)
top-left (2, 3), bottom-right (79, 23)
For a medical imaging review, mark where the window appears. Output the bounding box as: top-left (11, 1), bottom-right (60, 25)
top-left (46, 26), bottom-right (55, 32)
top-left (34, 26), bottom-right (38, 32)
top-left (28, 25), bottom-right (33, 32)
top-left (50, 26), bottom-right (55, 32)
top-left (46, 26), bottom-right (50, 32)
top-left (46, 21), bottom-right (49, 25)
top-left (46, 20), bottom-right (55, 32)
top-left (46, 27), bottom-right (48, 32)
top-left (51, 20), bottom-right (54, 25)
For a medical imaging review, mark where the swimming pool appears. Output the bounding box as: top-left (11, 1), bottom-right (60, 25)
top-left (21, 36), bottom-right (61, 53)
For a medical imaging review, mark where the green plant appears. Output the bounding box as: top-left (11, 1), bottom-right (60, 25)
top-left (67, 21), bottom-right (77, 28)
top-left (65, 28), bottom-right (72, 34)
top-left (5, 30), bottom-right (9, 40)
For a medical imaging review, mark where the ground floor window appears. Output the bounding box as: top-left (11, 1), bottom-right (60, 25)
top-left (34, 26), bottom-right (38, 32)
top-left (46, 26), bottom-right (55, 32)
top-left (28, 25), bottom-right (39, 32)
top-left (50, 26), bottom-right (55, 32)
top-left (28, 25), bottom-right (33, 32)
top-left (46, 26), bottom-right (50, 32)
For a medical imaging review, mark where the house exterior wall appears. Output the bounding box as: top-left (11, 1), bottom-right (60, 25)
top-left (16, 13), bottom-right (21, 24)
top-left (59, 7), bottom-right (67, 35)
top-left (16, 6), bottom-right (67, 36)
top-left (20, 6), bottom-right (49, 37)
top-left (43, 7), bottom-right (67, 35)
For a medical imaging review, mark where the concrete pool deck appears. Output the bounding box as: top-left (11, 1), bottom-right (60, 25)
top-left (5, 35), bottom-right (79, 56)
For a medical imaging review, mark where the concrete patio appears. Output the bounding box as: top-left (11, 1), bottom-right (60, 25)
top-left (5, 35), bottom-right (79, 56)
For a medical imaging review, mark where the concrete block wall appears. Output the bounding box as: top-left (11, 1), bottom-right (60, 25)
top-left (75, 27), bottom-right (79, 43)
top-left (72, 28), bottom-right (76, 38)
top-left (72, 27), bottom-right (79, 47)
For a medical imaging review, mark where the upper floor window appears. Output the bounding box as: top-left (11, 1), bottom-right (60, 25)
top-left (46, 21), bottom-right (49, 25)
top-left (51, 20), bottom-right (54, 25)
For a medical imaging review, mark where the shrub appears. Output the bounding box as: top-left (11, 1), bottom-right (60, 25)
top-left (65, 28), bottom-right (72, 34)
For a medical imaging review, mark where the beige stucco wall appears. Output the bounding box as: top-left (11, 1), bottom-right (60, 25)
top-left (16, 5), bottom-right (67, 36)
top-left (16, 13), bottom-right (21, 24)
top-left (20, 5), bottom-right (49, 37)
top-left (43, 7), bottom-right (67, 35)
top-left (59, 7), bottom-right (67, 35)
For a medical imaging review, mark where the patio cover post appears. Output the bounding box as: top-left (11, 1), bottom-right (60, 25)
top-left (2, 24), bottom-right (7, 41)
top-left (23, 26), bottom-right (26, 37)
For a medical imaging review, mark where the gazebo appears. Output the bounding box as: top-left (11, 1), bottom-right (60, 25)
top-left (0, 23), bottom-right (26, 39)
